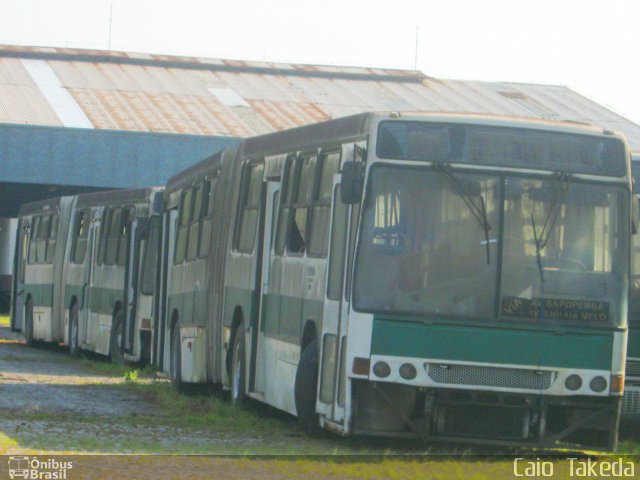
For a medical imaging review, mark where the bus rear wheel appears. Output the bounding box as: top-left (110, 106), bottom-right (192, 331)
top-left (69, 305), bottom-right (80, 357)
top-left (231, 323), bottom-right (246, 407)
top-left (24, 301), bottom-right (35, 347)
top-left (295, 340), bottom-right (321, 434)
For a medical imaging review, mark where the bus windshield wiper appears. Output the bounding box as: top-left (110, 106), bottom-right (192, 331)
top-left (434, 163), bottom-right (492, 264)
top-left (529, 173), bottom-right (572, 284)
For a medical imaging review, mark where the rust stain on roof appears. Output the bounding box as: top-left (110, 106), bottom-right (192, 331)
top-left (0, 44), bottom-right (637, 150)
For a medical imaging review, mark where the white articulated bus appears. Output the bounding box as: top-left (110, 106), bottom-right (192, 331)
top-left (11, 196), bottom-right (74, 344)
top-left (11, 187), bottom-right (164, 363)
top-left (158, 112), bottom-right (633, 449)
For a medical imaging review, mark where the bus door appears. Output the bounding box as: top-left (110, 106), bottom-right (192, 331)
top-left (82, 211), bottom-right (99, 344)
top-left (252, 181), bottom-right (279, 395)
top-left (318, 170), bottom-right (351, 426)
top-left (11, 219), bottom-right (28, 331)
top-left (122, 209), bottom-right (139, 355)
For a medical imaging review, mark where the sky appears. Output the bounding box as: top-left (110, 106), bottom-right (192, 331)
top-left (0, 0), bottom-right (638, 124)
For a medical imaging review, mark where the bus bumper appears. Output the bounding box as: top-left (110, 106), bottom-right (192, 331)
top-left (350, 380), bottom-right (621, 451)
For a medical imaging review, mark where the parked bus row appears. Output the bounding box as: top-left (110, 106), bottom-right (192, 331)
top-left (10, 112), bottom-right (637, 451)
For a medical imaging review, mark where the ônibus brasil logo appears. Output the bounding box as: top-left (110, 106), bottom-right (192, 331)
top-left (7, 456), bottom-right (73, 479)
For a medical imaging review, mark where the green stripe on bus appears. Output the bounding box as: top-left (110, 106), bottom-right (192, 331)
top-left (371, 317), bottom-right (613, 370)
top-left (88, 286), bottom-right (125, 315)
top-left (24, 283), bottom-right (54, 307)
top-left (223, 286), bottom-right (324, 346)
top-left (64, 284), bottom-right (84, 309)
top-left (168, 289), bottom-right (209, 327)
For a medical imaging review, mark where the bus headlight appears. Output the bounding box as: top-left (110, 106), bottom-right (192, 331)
top-left (373, 361), bottom-right (391, 378)
top-left (565, 374), bottom-right (582, 391)
top-left (399, 363), bottom-right (417, 380)
top-left (589, 376), bottom-right (607, 393)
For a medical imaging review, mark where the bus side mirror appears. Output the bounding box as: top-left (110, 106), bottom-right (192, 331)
top-left (633, 195), bottom-right (639, 235)
top-left (341, 161), bottom-right (364, 204)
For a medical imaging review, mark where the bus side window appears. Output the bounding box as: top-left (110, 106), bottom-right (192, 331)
top-left (274, 156), bottom-right (296, 255)
top-left (187, 184), bottom-right (203, 260)
top-left (141, 216), bottom-right (161, 295)
top-left (116, 207), bottom-right (133, 266)
top-left (46, 214), bottom-right (58, 264)
top-left (175, 189), bottom-right (193, 264)
top-left (236, 161), bottom-right (264, 253)
top-left (309, 151), bottom-right (341, 257)
top-left (71, 211), bottom-right (89, 264)
top-left (98, 209), bottom-right (111, 265)
top-left (28, 216), bottom-right (40, 264)
top-left (198, 180), bottom-right (214, 258)
top-left (36, 215), bottom-right (50, 264)
top-left (106, 208), bottom-right (122, 266)
top-left (287, 155), bottom-right (316, 254)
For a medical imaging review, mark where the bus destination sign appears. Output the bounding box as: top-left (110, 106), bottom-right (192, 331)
top-left (501, 296), bottom-right (609, 322)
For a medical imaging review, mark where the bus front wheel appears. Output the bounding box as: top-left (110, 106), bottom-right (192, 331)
top-left (294, 340), bottom-right (320, 434)
top-left (231, 323), bottom-right (246, 407)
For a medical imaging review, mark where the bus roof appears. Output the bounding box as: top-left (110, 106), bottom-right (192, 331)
top-left (74, 186), bottom-right (163, 209)
top-left (18, 195), bottom-right (70, 217)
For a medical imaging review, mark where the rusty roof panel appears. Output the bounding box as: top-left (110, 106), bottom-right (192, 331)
top-left (0, 45), bottom-right (639, 150)
top-left (0, 84), bottom-right (62, 126)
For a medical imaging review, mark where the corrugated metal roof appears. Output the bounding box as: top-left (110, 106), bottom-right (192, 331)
top-left (0, 45), bottom-right (639, 150)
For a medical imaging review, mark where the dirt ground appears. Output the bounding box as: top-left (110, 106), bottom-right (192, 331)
top-left (1, 323), bottom-right (638, 479)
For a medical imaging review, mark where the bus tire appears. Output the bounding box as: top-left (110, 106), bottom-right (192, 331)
top-left (69, 305), bottom-right (80, 357)
top-left (231, 323), bottom-right (246, 407)
top-left (109, 311), bottom-right (125, 364)
top-left (24, 301), bottom-right (35, 347)
top-left (170, 325), bottom-right (183, 390)
top-left (295, 340), bottom-right (320, 434)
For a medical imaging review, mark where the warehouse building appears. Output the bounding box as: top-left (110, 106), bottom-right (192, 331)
top-left (1, 44), bottom-right (640, 307)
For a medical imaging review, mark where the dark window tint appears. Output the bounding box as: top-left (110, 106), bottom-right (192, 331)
top-left (105, 208), bottom-right (121, 265)
top-left (27, 216), bottom-right (40, 264)
top-left (287, 156), bottom-right (316, 254)
top-left (236, 162), bottom-right (264, 253)
top-left (117, 208), bottom-right (132, 266)
top-left (309, 152), bottom-right (340, 256)
top-left (275, 157), bottom-right (296, 255)
top-left (175, 189), bottom-right (192, 264)
top-left (199, 180), bottom-right (214, 258)
top-left (72, 211), bottom-right (89, 264)
top-left (141, 216), bottom-right (161, 295)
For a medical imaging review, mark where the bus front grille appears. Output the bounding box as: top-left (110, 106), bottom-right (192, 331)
top-left (426, 363), bottom-right (555, 390)
top-left (625, 358), bottom-right (640, 378)
top-left (622, 388), bottom-right (640, 416)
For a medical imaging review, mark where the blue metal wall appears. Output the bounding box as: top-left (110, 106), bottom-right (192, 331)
top-left (0, 124), bottom-right (240, 188)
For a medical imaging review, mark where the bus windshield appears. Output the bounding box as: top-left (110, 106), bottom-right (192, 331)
top-left (353, 165), bottom-right (628, 326)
